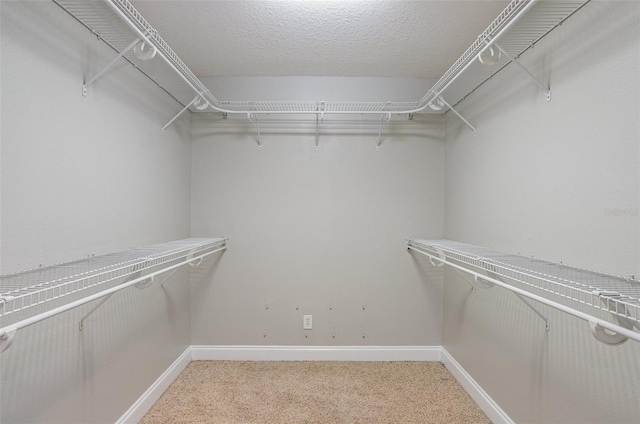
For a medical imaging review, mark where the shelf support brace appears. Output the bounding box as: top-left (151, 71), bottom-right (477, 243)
top-left (377, 104), bottom-right (391, 150)
top-left (159, 268), bottom-right (180, 289)
top-left (492, 42), bottom-right (551, 102)
top-left (162, 94), bottom-right (201, 133)
top-left (439, 97), bottom-right (476, 134)
top-left (78, 271), bottom-right (153, 331)
top-left (494, 44), bottom-right (551, 102)
top-left (315, 101), bottom-right (324, 150)
top-left (514, 292), bottom-right (550, 331)
top-left (453, 269), bottom-right (477, 292)
top-left (79, 294), bottom-right (114, 331)
top-left (479, 267), bottom-right (549, 330)
top-left (250, 113), bottom-right (262, 149)
top-left (83, 37), bottom-right (140, 96)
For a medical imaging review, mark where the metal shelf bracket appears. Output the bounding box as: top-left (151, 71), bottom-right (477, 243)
top-left (377, 102), bottom-right (392, 150)
top-left (78, 270), bottom-right (154, 331)
top-left (83, 37), bottom-right (140, 96)
top-left (514, 292), bottom-right (550, 331)
top-left (249, 113), bottom-right (262, 149)
top-left (489, 40), bottom-right (551, 102)
top-left (315, 101), bottom-right (324, 150)
top-left (478, 264), bottom-right (550, 329)
top-left (162, 94), bottom-right (201, 133)
top-left (440, 97), bottom-right (477, 134)
top-left (453, 269), bottom-right (477, 292)
top-left (81, 34), bottom-right (160, 97)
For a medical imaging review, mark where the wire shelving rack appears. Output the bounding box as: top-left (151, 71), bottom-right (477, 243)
top-left (0, 238), bottom-right (227, 352)
top-left (51, 0), bottom-right (590, 128)
top-left (407, 239), bottom-right (640, 345)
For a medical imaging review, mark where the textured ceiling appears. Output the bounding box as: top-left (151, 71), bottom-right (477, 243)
top-left (130, 0), bottom-right (510, 78)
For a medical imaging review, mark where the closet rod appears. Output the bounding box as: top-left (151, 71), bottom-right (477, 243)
top-left (0, 245), bottom-right (226, 352)
top-left (407, 245), bottom-right (640, 343)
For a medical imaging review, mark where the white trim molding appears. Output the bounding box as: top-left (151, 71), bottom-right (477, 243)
top-left (190, 345), bottom-right (442, 361)
top-left (440, 348), bottom-right (514, 424)
top-left (117, 345), bottom-right (512, 424)
top-left (116, 347), bottom-right (192, 424)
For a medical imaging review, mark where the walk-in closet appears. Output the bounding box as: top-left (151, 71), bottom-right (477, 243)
top-left (1, 0), bottom-right (639, 422)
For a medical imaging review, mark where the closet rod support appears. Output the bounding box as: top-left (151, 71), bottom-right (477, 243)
top-left (440, 97), bottom-right (476, 134)
top-left (83, 37), bottom-right (140, 96)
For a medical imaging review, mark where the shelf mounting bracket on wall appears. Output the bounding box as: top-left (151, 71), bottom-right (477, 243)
top-left (377, 102), bottom-right (392, 150)
top-left (484, 38), bottom-right (551, 102)
top-left (475, 264), bottom-right (550, 330)
top-left (440, 97), bottom-right (477, 135)
top-left (78, 270), bottom-right (154, 331)
top-left (161, 92), bottom-right (209, 133)
top-left (514, 292), bottom-right (550, 331)
top-left (83, 37), bottom-right (140, 96)
top-left (453, 269), bottom-right (477, 292)
top-left (248, 111), bottom-right (262, 149)
top-left (315, 101), bottom-right (324, 150)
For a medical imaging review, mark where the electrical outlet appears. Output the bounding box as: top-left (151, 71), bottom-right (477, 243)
top-left (303, 315), bottom-right (312, 330)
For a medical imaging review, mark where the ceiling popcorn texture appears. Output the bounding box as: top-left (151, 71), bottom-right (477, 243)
top-left (130, 0), bottom-right (509, 78)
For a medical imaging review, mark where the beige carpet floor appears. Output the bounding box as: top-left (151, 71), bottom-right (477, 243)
top-left (140, 361), bottom-right (491, 424)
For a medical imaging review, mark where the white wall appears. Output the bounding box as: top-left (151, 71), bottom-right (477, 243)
top-left (191, 77), bottom-right (445, 346)
top-left (1, 2), bottom-right (192, 422)
top-left (442, 1), bottom-right (640, 423)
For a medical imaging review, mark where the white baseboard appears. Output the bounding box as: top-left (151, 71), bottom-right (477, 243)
top-left (440, 348), bottom-right (514, 424)
top-left (118, 345), bottom-right (511, 424)
top-left (190, 345), bottom-right (442, 361)
top-left (116, 347), bottom-right (192, 424)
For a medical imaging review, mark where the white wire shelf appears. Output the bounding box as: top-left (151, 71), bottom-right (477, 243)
top-left (50, 0), bottom-right (589, 121)
top-left (440, 0), bottom-right (589, 108)
top-left (0, 238), bottom-right (226, 318)
top-left (0, 238), bottom-right (227, 352)
top-left (407, 239), bottom-right (640, 345)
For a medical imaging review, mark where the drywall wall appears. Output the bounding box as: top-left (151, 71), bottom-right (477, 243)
top-left (442, 1), bottom-right (640, 423)
top-left (1, 2), bottom-right (192, 423)
top-left (191, 77), bottom-right (445, 346)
